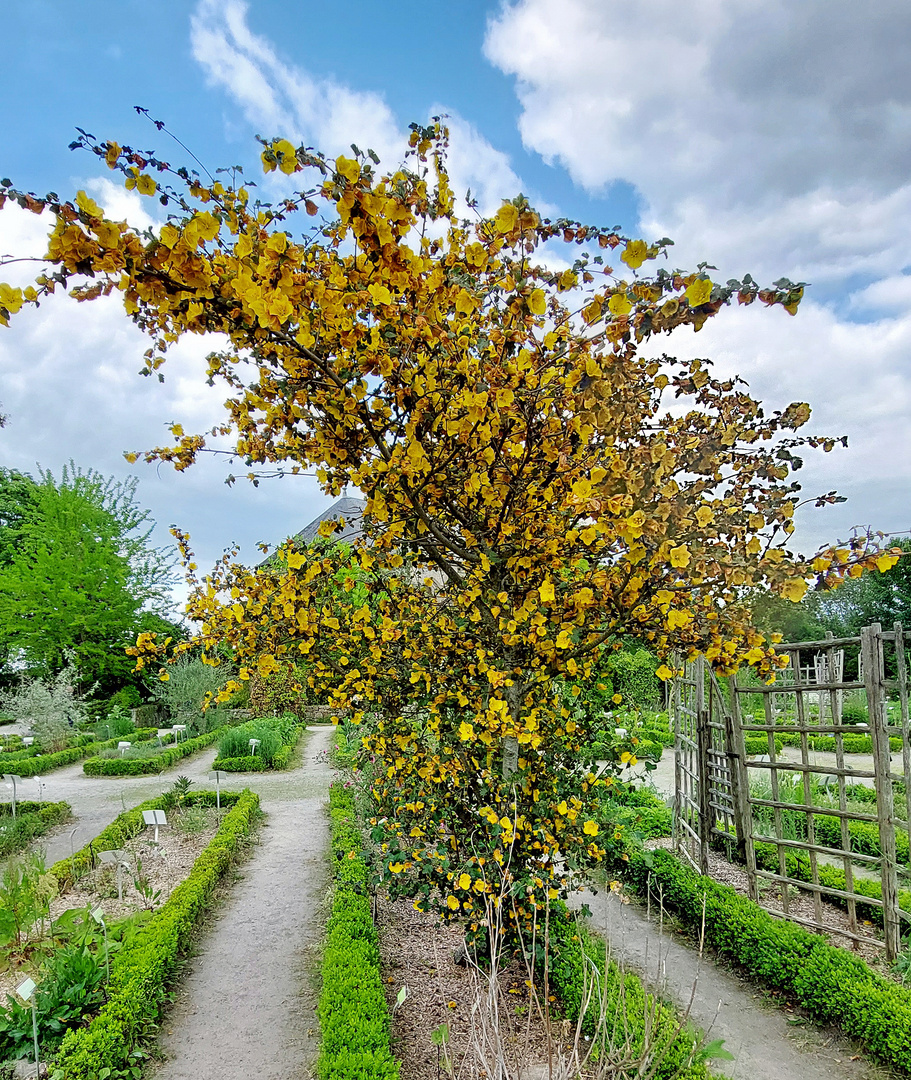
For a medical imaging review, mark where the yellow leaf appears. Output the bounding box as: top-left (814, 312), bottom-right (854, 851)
top-left (669, 545), bottom-right (691, 569)
top-left (75, 190), bottom-right (103, 218)
top-left (336, 156), bottom-right (361, 183)
top-left (608, 292), bottom-right (632, 316)
top-left (495, 203), bottom-right (519, 233)
top-left (780, 578), bottom-right (808, 603)
top-left (686, 278), bottom-right (713, 307)
top-left (369, 283), bottom-right (393, 306)
top-left (0, 283), bottom-right (24, 315)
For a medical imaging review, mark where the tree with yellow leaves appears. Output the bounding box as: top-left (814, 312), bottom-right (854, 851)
top-left (0, 121), bottom-right (899, 928)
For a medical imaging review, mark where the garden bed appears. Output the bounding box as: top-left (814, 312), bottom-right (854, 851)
top-left (1, 730), bottom-right (159, 777)
top-left (82, 727), bottom-right (224, 776)
top-left (212, 714), bottom-right (302, 772)
top-left (0, 787), bottom-right (260, 1076)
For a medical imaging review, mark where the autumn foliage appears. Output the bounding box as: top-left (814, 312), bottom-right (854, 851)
top-left (0, 122), bottom-right (900, 925)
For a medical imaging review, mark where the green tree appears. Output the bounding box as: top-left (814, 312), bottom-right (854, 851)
top-left (0, 464), bottom-right (178, 693)
top-left (0, 468), bottom-right (39, 567)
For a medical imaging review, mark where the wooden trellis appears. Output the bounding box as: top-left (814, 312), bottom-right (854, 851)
top-left (672, 622), bottom-right (911, 959)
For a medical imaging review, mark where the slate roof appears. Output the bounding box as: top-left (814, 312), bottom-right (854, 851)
top-left (288, 495), bottom-right (367, 547)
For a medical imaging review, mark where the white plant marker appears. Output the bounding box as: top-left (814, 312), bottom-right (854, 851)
top-left (3, 773), bottom-right (21, 818)
top-left (15, 977), bottom-right (40, 1078)
top-left (99, 849), bottom-right (129, 901)
top-left (209, 770), bottom-right (228, 810)
top-left (118, 741), bottom-right (131, 757)
top-left (248, 738), bottom-right (261, 757)
top-left (142, 808), bottom-right (168, 843)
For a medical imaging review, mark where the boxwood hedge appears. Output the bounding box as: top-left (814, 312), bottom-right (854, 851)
top-left (317, 783), bottom-right (399, 1080)
top-left (50, 788), bottom-right (259, 1078)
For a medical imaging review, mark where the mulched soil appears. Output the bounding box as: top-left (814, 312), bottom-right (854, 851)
top-left (0, 807), bottom-right (221, 1002)
top-left (376, 894), bottom-right (571, 1080)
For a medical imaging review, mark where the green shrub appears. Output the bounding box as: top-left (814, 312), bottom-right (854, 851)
top-left (51, 789), bottom-right (259, 1079)
top-left (215, 715), bottom-right (298, 770)
top-left (317, 782), bottom-right (399, 1080)
top-left (0, 800), bottom-right (71, 858)
top-left (604, 648), bottom-right (663, 710)
top-left (744, 735), bottom-right (784, 756)
top-left (620, 846), bottom-right (911, 1074)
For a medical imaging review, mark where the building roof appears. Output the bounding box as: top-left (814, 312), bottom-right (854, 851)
top-left (288, 495), bottom-right (367, 547)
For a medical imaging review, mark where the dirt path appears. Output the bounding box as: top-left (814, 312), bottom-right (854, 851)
top-left (148, 724), bottom-right (334, 1080)
top-left (570, 886), bottom-right (899, 1080)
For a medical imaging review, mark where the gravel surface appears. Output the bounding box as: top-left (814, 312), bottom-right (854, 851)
top-left (148, 725), bottom-right (334, 1080)
top-left (570, 883), bottom-right (901, 1080)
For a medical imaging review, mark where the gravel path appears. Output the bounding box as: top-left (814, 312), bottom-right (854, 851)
top-left (570, 885), bottom-right (899, 1080)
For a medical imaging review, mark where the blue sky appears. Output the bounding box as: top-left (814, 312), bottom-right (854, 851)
top-left (1, 0), bottom-right (909, 609)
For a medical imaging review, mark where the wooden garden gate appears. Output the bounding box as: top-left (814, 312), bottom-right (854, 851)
top-left (671, 622), bottom-right (911, 959)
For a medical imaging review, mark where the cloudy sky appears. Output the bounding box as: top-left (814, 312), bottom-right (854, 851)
top-left (1, 0), bottom-right (908, 610)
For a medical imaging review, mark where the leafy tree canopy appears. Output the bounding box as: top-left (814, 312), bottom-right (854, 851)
top-left (0, 122), bottom-right (901, 926)
top-left (0, 463), bottom-right (178, 693)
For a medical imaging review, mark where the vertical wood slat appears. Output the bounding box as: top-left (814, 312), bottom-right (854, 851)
top-left (727, 672), bottom-right (754, 888)
top-left (828, 632), bottom-right (858, 938)
top-left (696, 656), bottom-right (711, 875)
top-left (864, 623), bottom-right (901, 961)
top-left (792, 641), bottom-right (824, 930)
top-left (894, 624), bottom-right (911, 867)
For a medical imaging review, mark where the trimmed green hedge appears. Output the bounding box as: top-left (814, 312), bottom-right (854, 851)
top-left (0, 800), bottom-right (72, 858)
top-left (0, 734), bottom-right (94, 762)
top-left (4, 730), bottom-right (158, 777)
top-left (597, 783), bottom-right (673, 841)
top-left (765, 732), bottom-right (901, 755)
top-left (621, 847), bottom-right (911, 1075)
top-left (640, 728), bottom-right (676, 749)
top-left (50, 789), bottom-right (259, 1078)
top-left (317, 783), bottom-right (399, 1080)
top-left (545, 906), bottom-right (720, 1079)
top-left (82, 728), bottom-right (223, 776)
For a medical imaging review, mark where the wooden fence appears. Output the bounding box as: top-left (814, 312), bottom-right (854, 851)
top-left (672, 622), bottom-right (910, 959)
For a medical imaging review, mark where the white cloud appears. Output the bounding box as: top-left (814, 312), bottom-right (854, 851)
top-left (485, 0), bottom-right (911, 281)
top-left (189, 0), bottom-right (537, 215)
top-left (486, 0), bottom-right (911, 553)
